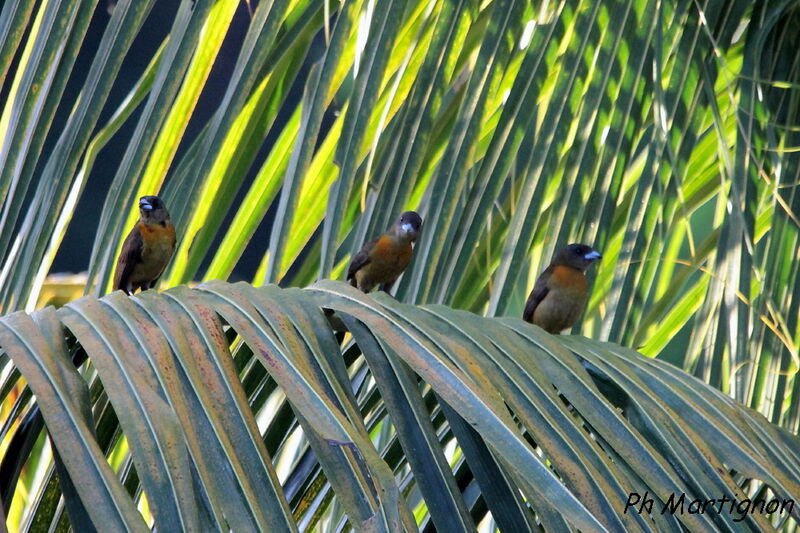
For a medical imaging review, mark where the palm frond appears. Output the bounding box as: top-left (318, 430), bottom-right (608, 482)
top-left (2, 282), bottom-right (797, 531)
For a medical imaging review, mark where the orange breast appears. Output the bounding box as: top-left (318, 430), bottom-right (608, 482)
top-left (534, 265), bottom-right (588, 333)
top-left (133, 222), bottom-right (176, 281)
top-left (367, 235), bottom-right (412, 273)
top-left (550, 265), bottom-right (586, 292)
top-left (375, 235), bottom-right (411, 260)
top-left (374, 235), bottom-right (395, 253)
top-left (137, 221), bottom-right (176, 244)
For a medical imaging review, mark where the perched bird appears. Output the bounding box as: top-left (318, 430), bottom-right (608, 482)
top-left (523, 243), bottom-right (601, 334)
top-left (347, 211), bottom-right (423, 293)
top-left (113, 196), bottom-right (176, 295)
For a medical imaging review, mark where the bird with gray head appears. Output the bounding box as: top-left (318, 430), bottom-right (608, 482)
top-left (522, 243), bottom-right (601, 333)
top-left (347, 211), bottom-right (423, 293)
top-left (113, 195), bottom-right (176, 295)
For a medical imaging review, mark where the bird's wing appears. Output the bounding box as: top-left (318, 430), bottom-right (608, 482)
top-left (113, 227), bottom-right (143, 292)
top-left (522, 266), bottom-right (552, 322)
top-left (347, 237), bottom-right (378, 281)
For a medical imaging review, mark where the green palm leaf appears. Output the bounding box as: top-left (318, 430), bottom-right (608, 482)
top-left (4, 282), bottom-right (797, 531)
top-left (2, 0), bottom-right (800, 530)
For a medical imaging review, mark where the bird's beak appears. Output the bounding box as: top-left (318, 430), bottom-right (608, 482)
top-left (584, 250), bottom-right (601, 260)
top-left (139, 198), bottom-right (153, 211)
top-left (401, 222), bottom-right (414, 233)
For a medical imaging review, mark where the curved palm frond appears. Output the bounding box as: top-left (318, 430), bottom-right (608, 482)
top-left (0, 3), bottom-right (795, 421)
top-left (1, 282), bottom-right (798, 532)
top-left (1, 0), bottom-right (800, 530)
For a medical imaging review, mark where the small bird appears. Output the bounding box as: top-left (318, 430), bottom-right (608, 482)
top-left (113, 196), bottom-right (176, 295)
top-left (522, 243), bottom-right (601, 334)
top-left (347, 211), bottom-right (423, 293)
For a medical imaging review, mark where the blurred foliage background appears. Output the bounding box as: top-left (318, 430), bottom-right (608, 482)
top-left (1, 0), bottom-right (799, 530)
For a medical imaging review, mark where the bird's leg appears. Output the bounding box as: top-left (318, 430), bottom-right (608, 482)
top-left (378, 278), bottom-right (397, 294)
top-left (353, 272), bottom-right (370, 292)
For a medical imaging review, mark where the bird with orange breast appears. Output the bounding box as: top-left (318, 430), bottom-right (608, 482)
top-left (347, 211), bottom-right (422, 293)
top-left (523, 243), bottom-right (601, 333)
top-left (113, 195), bottom-right (176, 295)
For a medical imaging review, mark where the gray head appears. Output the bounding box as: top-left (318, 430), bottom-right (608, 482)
top-left (391, 211), bottom-right (422, 242)
top-left (552, 243), bottom-right (601, 271)
top-left (138, 195), bottom-right (170, 225)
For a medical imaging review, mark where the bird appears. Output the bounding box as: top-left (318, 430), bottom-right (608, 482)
top-left (347, 211), bottom-right (423, 293)
top-left (113, 195), bottom-right (176, 295)
top-left (522, 243), bottom-right (601, 334)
